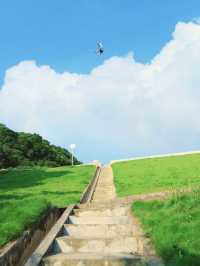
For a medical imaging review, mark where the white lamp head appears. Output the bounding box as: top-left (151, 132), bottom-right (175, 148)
top-left (69, 144), bottom-right (76, 150)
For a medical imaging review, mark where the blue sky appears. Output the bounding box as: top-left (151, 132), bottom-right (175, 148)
top-left (0, 0), bottom-right (199, 82)
top-left (1, 1), bottom-right (200, 162)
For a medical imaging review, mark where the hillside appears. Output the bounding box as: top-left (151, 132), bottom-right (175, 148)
top-left (0, 123), bottom-right (80, 168)
top-left (112, 153), bottom-right (200, 196)
top-left (0, 164), bottom-right (95, 247)
top-left (133, 189), bottom-right (200, 266)
top-left (111, 153), bottom-right (200, 266)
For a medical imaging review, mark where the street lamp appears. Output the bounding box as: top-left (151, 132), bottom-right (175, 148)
top-left (69, 144), bottom-right (76, 166)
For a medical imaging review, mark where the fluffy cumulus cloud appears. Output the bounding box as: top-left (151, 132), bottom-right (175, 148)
top-left (1, 21), bottom-right (200, 162)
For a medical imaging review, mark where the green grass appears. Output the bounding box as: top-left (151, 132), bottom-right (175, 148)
top-left (112, 154), bottom-right (200, 197)
top-left (0, 165), bottom-right (95, 247)
top-left (133, 189), bottom-right (200, 266)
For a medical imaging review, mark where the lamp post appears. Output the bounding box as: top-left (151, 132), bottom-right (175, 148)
top-left (69, 144), bottom-right (76, 166)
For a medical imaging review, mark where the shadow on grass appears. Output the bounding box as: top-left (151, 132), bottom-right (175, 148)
top-left (0, 193), bottom-right (31, 202)
top-left (0, 190), bottom-right (82, 205)
top-left (0, 168), bottom-right (73, 192)
top-left (161, 246), bottom-right (200, 266)
top-left (41, 190), bottom-right (81, 195)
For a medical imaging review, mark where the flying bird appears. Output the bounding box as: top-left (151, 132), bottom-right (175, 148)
top-left (96, 41), bottom-right (104, 56)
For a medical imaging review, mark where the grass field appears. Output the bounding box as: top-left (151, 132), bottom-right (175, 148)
top-left (112, 154), bottom-right (200, 197)
top-left (0, 165), bottom-right (95, 247)
top-left (133, 189), bottom-right (200, 266)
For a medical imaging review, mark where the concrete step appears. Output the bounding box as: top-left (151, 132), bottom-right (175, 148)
top-left (63, 224), bottom-right (133, 238)
top-left (53, 236), bottom-right (139, 254)
top-left (43, 253), bottom-right (142, 266)
top-left (74, 207), bottom-right (128, 217)
top-left (77, 202), bottom-right (124, 210)
top-left (92, 198), bottom-right (116, 203)
top-left (68, 215), bottom-right (130, 225)
top-left (94, 189), bottom-right (115, 193)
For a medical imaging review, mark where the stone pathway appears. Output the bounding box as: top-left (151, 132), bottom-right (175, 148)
top-left (92, 165), bottom-right (116, 202)
top-left (42, 165), bottom-right (163, 266)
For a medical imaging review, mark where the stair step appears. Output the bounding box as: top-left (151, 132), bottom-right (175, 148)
top-left (74, 207), bottom-right (128, 217)
top-left (53, 236), bottom-right (139, 254)
top-left (63, 224), bottom-right (133, 238)
top-left (68, 215), bottom-right (130, 225)
top-left (77, 203), bottom-right (124, 210)
top-left (43, 252), bottom-right (142, 266)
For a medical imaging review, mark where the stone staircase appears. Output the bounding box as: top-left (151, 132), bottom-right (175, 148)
top-left (42, 204), bottom-right (143, 265)
top-left (40, 165), bottom-right (162, 266)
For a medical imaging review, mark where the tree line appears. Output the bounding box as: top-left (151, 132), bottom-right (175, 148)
top-left (0, 123), bottom-right (81, 168)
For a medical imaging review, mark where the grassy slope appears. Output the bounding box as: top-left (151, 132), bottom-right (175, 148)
top-left (112, 154), bottom-right (200, 197)
top-left (133, 190), bottom-right (200, 266)
top-left (0, 165), bottom-right (95, 247)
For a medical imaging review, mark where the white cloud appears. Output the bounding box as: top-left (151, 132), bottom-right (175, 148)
top-left (1, 21), bottom-right (200, 162)
top-left (192, 17), bottom-right (200, 25)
